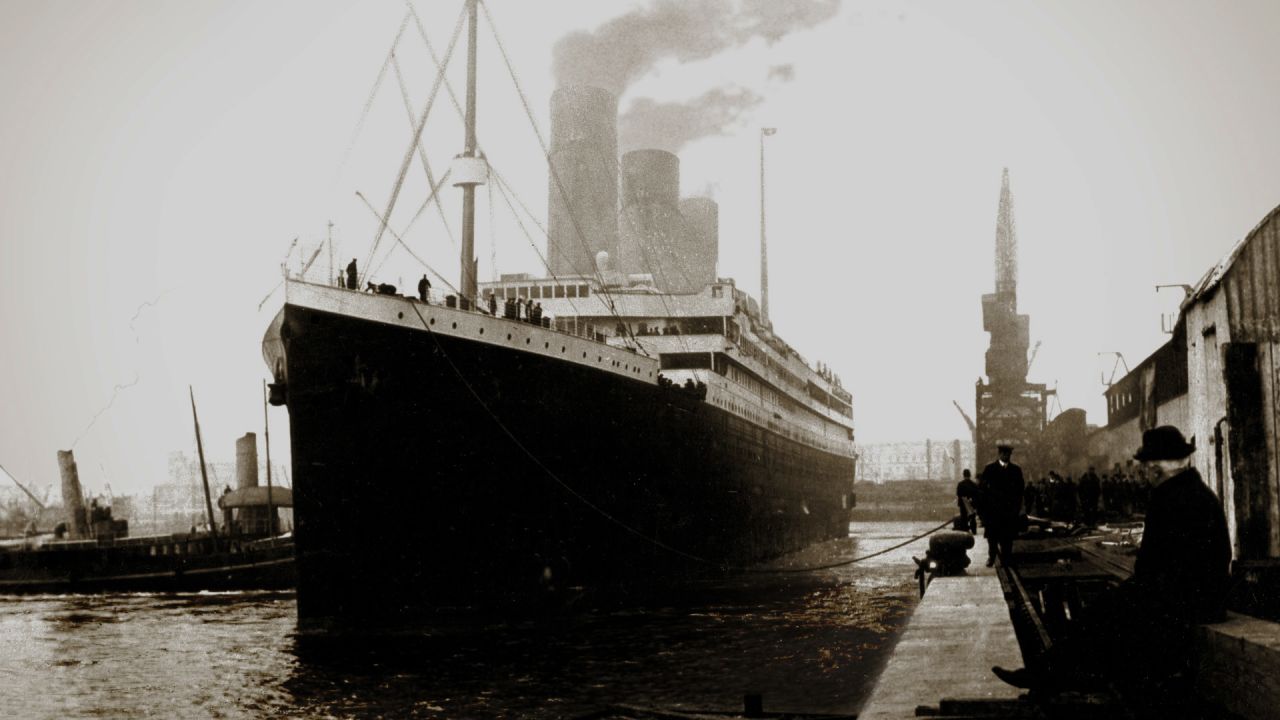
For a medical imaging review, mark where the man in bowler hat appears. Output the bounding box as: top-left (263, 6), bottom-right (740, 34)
top-left (978, 444), bottom-right (1025, 567)
top-left (992, 425), bottom-right (1231, 693)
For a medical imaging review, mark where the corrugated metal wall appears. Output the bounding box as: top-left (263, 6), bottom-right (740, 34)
top-left (1224, 212), bottom-right (1280, 342)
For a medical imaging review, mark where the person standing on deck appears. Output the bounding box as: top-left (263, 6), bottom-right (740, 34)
top-left (956, 469), bottom-right (979, 533)
top-left (346, 259), bottom-right (358, 290)
top-left (978, 444), bottom-right (1024, 567)
top-left (418, 274), bottom-right (432, 303)
top-left (1078, 466), bottom-right (1102, 525)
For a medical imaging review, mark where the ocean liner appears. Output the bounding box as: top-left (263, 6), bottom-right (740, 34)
top-left (262, 1), bottom-right (856, 629)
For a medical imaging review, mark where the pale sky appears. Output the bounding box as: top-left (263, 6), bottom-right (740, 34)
top-left (2, 0), bottom-right (1279, 498)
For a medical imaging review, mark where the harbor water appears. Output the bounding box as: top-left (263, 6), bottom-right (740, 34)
top-left (0, 522), bottom-right (931, 719)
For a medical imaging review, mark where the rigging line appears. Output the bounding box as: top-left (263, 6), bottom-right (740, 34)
top-left (338, 10), bottom-right (413, 178)
top-left (615, 190), bottom-right (697, 357)
top-left (485, 158), bottom-right (649, 355)
top-left (71, 373), bottom-right (142, 449)
top-left (360, 2), bottom-right (467, 289)
top-left (489, 175), bottom-right (587, 321)
top-left (589, 141), bottom-right (708, 318)
top-left (357, 191), bottom-right (459, 295)
top-left (398, 166), bottom-right (455, 244)
top-left (389, 50), bottom-right (457, 248)
top-left (478, 2), bottom-right (655, 353)
top-left (745, 517), bottom-right (957, 574)
top-left (480, 11), bottom-right (650, 357)
top-left (488, 170), bottom-right (586, 308)
top-left (477, 2), bottom-right (627, 320)
top-left (486, 166), bottom-right (497, 282)
top-left (406, 1), bottom-right (467, 125)
top-left (489, 169), bottom-right (649, 358)
top-left (404, 299), bottom-right (723, 568)
top-left (488, 165), bottom-right (597, 294)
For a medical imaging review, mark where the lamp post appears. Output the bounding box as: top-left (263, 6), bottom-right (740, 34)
top-left (760, 127), bottom-right (776, 323)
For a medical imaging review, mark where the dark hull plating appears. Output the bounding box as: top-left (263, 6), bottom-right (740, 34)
top-left (0, 535), bottom-right (295, 593)
top-left (280, 304), bottom-right (854, 628)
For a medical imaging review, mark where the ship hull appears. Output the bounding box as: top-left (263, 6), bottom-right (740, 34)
top-left (278, 301), bottom-right (854, 628)
top-left (0, 535), bottom-right (295, 594)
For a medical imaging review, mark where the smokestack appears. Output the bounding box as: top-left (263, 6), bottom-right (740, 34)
top-left (236, 433), bottom-right (259, 490)
top-left (679, 197), bottom-right (719, 290)
top-left (547, 86), bottom-right (619, 278)
top-left (57, 450), bottom-right (88, 539)
top-left (618, 149), bottom-right (690, 292)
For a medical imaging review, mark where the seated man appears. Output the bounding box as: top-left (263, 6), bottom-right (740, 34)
top-left (993, 425), bottom-right (1231, 692)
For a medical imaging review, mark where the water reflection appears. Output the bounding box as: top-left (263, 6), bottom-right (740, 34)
top-left (0, 522), bottom-right (928, 720)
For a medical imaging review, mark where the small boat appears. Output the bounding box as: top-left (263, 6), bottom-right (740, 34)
top-left (0, 387), bottom-right (295, 594)
top-left (0, 528), bottom-right (294, 594)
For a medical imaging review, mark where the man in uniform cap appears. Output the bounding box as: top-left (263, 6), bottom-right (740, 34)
top-left (978, 444), bottom-right (1025, 567)
top-left (992, 425), bottom-right (1230, 693)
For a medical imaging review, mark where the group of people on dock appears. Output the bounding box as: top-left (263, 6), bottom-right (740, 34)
top-left (967, 426), bottom-right (1233, 698)
top-left (1020, 465), bottom-right (1156, 526)
top-left (958, 451), bottom-right (1190, 559)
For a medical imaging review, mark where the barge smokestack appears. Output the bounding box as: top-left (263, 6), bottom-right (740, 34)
top-left (56, 450), bottom-right (88, 539)
top-left (236, 433), bottom-right (259, 489)
top-left (618, 149), bottom-right (689, 292)
top-left (547, 86), bottom-right (619, 278)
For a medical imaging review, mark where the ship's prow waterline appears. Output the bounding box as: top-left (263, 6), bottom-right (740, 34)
top-left (264, 278), bottom-right (856, 629)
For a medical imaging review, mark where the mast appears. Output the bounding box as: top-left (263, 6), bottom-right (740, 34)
top-left (458, 0), bottom-right (480, 305)
top-left (759, 127), bottom-right (776, 323)
top-left (188, 386), bottom-right (219, 546)
top-left (262, 379), bottom-right (275, 535)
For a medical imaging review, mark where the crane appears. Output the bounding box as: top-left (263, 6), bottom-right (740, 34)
top-left (1026, 340), bottom-right (1042, 375)
top-left (1, 462), bottom-right (47, 511)
top-left (952, 400), bottom-right (977, 442)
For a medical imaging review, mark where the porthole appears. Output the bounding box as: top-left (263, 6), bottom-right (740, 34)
top-left (479, 328), bottom-right (484, 335)
top-left (561, 346), bottom-right (566, 352)
top-left (526, 338), bottom-right (531, 344)
top-left (429, 318), bottom-right (436, 325)
top-left (452, 322), bottom-right (457, 329)
top-left (545, 342), bottom-right (549, 349)
top-left (583, 352), bottom-right (587, 358)
top-left (507, 334), bottom-right (512, 340)
top-left (397, 312), bottom-right (404, 319)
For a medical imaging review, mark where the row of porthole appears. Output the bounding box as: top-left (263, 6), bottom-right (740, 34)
top-left (406, 309), bottom-right (655, 379)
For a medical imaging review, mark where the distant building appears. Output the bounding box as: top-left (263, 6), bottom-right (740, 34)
top-left (137, 451), bottom-right (289, 535)
top-left (856, 439), bottom-right (974, 484)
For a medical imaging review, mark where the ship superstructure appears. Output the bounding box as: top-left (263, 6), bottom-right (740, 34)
top-left (262, 1), bottom-right (856, 630)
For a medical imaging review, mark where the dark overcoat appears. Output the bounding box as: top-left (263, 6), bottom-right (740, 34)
top-left (1133, 467), bottom-right (1231, 623)
top-left (978, 460), bottom-right (1025, 539)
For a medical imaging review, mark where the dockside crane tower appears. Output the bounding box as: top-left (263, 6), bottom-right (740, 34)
top-left (975, 169), bottom-right (1051, 472)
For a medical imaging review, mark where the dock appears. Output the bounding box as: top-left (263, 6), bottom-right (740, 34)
top-left (858, 566), bottom-right (1023, 720)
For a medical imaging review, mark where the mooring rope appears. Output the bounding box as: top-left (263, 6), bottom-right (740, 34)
top-left (748, 517), bottom-right (958, 574)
